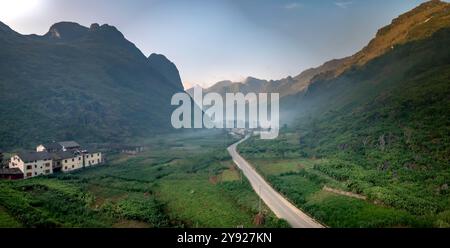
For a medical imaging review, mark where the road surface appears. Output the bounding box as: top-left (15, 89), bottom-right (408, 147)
top-left (227, 136), bottom-right (324, 228)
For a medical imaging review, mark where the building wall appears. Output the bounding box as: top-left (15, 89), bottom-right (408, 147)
top-left (61, 155), bottom-right (83, 172)
top-left (9, 156), bottom-right (52, 179)
top-left (84, 152), bottom-right (102, 167)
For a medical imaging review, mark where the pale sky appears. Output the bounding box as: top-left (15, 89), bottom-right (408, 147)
top-left (0, 0), bottom-right (432, 88)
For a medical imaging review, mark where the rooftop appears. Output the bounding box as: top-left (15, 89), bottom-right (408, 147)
top-left (17, 151), bottom-right (52, 163)
top-left (40, 142), bottom-right (63, 150)
top-left (0, 168), bottom-right (23, 175)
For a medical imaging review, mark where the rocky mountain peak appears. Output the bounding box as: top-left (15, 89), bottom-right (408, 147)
top-left (45, 22), bottom-right (89, 41)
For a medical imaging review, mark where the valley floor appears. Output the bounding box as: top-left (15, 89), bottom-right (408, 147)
top-left (0, 131), bottom-right (288, 228)
top-left (237, 132), bottom-right (450, 228)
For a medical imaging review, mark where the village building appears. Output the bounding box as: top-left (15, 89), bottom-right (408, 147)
top-left (37, 141), bottom-right (102, 169)
top-left (6, 140), bottom-right (103, 180)
top-left (83, 150), bottom-right (102, 167)
top-left (58, 141), bottom-right (81, 151)
top-left (0, 168), bottom-right (24, 180)
top-left (37, 142), bottom-right (62, 153)
top-left (51, 151), bottom-right (83, 173)
top-left (37, 141), bottom-right (81, 152)
top-left (9, 152), bottom-right (53, 179)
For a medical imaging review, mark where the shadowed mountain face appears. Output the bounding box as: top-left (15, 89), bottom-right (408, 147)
top-left (206, 0), bottom-right (450, 98)
top-left (235, 1), bottom-right (449, 225)
top-left (0, 21), bottom-right (184, 148)
top-left (148, 53), bottom-right (183, 88)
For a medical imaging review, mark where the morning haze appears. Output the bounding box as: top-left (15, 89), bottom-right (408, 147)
top-left (0, 0), bottom-right (431, 88)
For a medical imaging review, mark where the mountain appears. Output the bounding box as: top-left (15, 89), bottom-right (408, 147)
top-left (273, 22), bottom-right (450, 227)
top-left (0, 21), bottom-right (184, 148)
top-left (207, 0), bottom-right (450, 98)
top-left (148, 53), bottom-right (183, 88)
top-left (237, 1), bottom-right (450, 226)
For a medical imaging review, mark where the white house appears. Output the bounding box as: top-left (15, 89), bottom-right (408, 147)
top-left (7, 141), bottom-right (103, 180)
top-left (51, 151), bottom-right (83, 173)
top-left (83, 151), bottom-right (102, 167)
top-left (9, 152), bottom-right (53, 179)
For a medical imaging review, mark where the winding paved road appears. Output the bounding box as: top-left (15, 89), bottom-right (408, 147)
top-left (227, 136), bottom-right (324, 228)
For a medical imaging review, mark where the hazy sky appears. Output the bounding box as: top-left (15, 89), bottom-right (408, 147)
top-left (0, 0), bottom-right (432, 88)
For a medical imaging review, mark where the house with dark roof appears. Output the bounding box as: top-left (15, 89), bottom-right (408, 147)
top-left (36, 142), bottom-right (63, 153)
top-left (8, 141), bottom-right (103, 180)
top-left (58, 141), bottom-right (81, 151)
top-left (9, 152), bottom-right (53, 179)
top-left (0, 168), bottom-right (24, 180)
top-left (36, 141), bottom-right (81, 152)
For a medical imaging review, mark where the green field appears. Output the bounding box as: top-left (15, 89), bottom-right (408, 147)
top-left (238, 130), bottom-right (449, 228)
top-left (0, 130), bottom-right (288, 228)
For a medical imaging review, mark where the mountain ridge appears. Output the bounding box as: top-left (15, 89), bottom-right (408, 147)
top-left (205, 0), bottom-right (450, 97)
top-left (0, 21), bottom-right (184, 148)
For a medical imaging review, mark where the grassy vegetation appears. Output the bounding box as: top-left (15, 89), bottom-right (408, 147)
top-left (0, 206), bottom-right (22, 228)
top-left (237, 29), bottom-right (450, 228)
top-left (0, 130), bottom-right (287, 228)
top-left (237, 141), bottom-right (427, 228)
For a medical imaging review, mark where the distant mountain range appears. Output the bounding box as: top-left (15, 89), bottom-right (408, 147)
top-left (205, 0), bottom-right (450, 99)
top-left (0, 21), bottom-right (184, 148)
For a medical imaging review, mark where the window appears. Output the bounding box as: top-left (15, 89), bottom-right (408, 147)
top-left (34, 165), bottom-right (37, 168)
top-left (65, 160), bottom-right (68, 163)
top-left (26, 172), bottom-right (32, 177)
top-left (45, 170), bottom-right (50, 174)
top-left (72, 158), bottom-right (75, 162)
top-left (91, 154), bottom-right (94, 158)
top-left (65, 166), bottom-right (67, 170)
top-left (34, 172), bottom-right (37, 176)
top-left (79, 157), bottom-right (81, 161)
top-left (27, 165), bottom-right (32, 170)
top-left (72, 165), bottom-right (75, 169)
top-left (45, 163), bottom-right (50, 167)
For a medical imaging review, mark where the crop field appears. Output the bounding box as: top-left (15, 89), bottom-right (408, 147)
top-left (238, 131), bottom-right (448, 228)
top-left (0, 130), bottom-right (288, 228)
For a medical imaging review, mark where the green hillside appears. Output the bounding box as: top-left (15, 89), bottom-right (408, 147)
top-left (239, 25), bottom-right (450, 227)
top-left (0, 22), bottom-right (184, 149)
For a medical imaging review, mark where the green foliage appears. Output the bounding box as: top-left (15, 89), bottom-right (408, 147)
top-left (0, 131), bottom-right (285, 228)
top-left (101, 195), bottom-right (169, 227)
top-left (0, 179), bottom-right (109, 227)
top-left (0, 22), bottom-right (184, 149)
top-left (238, 28), bottom-right (450, 227)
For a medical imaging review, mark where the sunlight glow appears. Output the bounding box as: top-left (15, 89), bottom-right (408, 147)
top-left (0, 0), bottom-right (43, 21)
